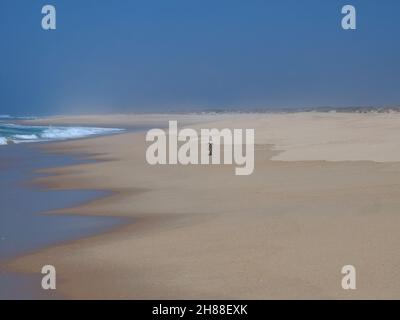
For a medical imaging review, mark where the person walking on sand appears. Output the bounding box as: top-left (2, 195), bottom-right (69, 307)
top-left (208, 138), bottom-right (213, 157)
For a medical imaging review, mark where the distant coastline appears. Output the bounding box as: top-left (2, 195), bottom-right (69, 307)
top-left (2, 105), bottom-right (400, 121)
top-left (187, 105), bottom-right (400, 114)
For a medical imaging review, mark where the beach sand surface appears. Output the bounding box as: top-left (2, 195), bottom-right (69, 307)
top-left (5, 112), bottom-right (400, 299)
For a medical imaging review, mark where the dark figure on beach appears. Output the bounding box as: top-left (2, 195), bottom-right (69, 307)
top-left (208, 140), bottom-right (213, 156)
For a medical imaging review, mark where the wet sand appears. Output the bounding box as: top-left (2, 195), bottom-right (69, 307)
top-left (4, 112), bottom-right (400, 299)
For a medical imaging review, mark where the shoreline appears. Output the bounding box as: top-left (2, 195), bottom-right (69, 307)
top-left (3, 112), bottom-right (400, 299)
top-left (0, 142), bottom-right (130, 299)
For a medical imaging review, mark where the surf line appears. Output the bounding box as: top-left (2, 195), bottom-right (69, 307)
top-left (146, 121), bottom-right (254, 176)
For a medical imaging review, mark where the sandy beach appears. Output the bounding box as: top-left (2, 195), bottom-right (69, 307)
top-left (4, 112), bottom-right (400, 299)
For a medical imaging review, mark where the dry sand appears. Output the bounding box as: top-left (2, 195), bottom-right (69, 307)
top-left (5, 112), bottom-right (400, 299)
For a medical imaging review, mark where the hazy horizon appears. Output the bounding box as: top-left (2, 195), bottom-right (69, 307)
top-left (3, 105), bottom-right (400, 118)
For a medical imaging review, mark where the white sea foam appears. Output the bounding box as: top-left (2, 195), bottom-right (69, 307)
top-left (13, 134), bottom-right (39, 140)
top-left (0, 137), bottom-right (8, 145)
top-left (0, 123), bottom-right (124, 146)
top-left (40, 127), bottom-right (123, 140)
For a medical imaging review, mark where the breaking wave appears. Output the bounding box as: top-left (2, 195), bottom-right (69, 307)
top-left (0, 123), bottom-right (124, 146)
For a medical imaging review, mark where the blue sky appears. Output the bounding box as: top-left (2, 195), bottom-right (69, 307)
top-left (1, 0), bottom-right (400, 115)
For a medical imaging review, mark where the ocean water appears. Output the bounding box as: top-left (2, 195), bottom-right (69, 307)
top-left (0, 117), bottom-right (130, 299)
top-left (0, 122), bottom-right (124, 145)
top-left (0, 143), bottom-right (128, 299)
top-left (0, 144), bottom-right (126, 260)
